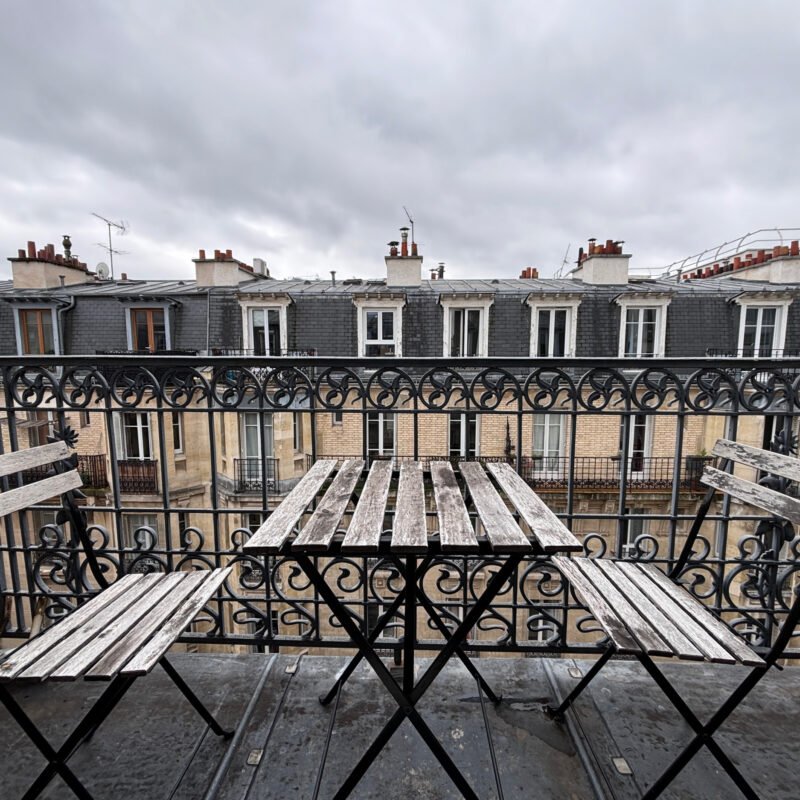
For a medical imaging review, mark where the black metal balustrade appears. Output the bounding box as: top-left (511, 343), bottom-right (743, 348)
top-left (117, 459), bottom-right (159, 494)
top-left (21, 453), bottom-right (108, 489)
top-left (2, 353), bottom-right (800, 660)
top-left (234, 457), bottom-right (279, 492)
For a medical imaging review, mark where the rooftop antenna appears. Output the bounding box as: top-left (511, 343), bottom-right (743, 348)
top-left (92, 212), bottom-right (129, 279)
top-left (555, 243), bottom-right (571, 278)
top-left (403, 206), bottom-right (415, 244)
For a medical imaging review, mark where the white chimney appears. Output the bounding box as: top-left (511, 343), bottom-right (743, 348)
top-left (385, 228), bottom-right (422, 286)
top-left (571, 238), bottom-right (630, 285)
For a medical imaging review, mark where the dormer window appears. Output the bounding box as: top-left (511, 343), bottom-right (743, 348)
top-left (239, 297), bottom-right (291, 356)
top-left (127, 307), bottom-right (169, 352)
top-left (526, 295), bottom-right (582, 357)
top-left (354, 296), bottom-right (405, 357)
top-left (614, 295), bottom-right (671, 358)
top-left (440, 295), bottom-right (493, 357)
top-left (16, 307), bottom-right (59, 355)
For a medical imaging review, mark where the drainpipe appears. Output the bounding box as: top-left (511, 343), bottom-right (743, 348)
top-left (57, 293), bottom-right (76, 353)
top-left (206, 289), bottom-right (212, 354)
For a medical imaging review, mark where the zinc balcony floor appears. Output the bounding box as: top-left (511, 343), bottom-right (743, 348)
top-left (0, 652), bottom-right (795, 800)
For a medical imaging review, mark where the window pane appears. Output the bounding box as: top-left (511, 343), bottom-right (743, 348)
top-left (267, 309), bottom-right (281, 355)
top-left (624, 309), bottom-right (639, 356)
top-left (381, 311), bottom-right (394, 340)
top-left (251, 309), bottom-right (266, 355)
top-left (641, 315), bottom-right (656, 356)
top-left (151, 310), bottom-right (167, 351)
top-left (451, 309), bottom-right (463, 356)
top-left (133, 311), bottom-right (149, 350)
top-left (366, 312), bottom-right (378, 340)
top-left (172, 411), bottom-right (182, 452)
top-left (466, 310), bottom-right (480, 356)
top-left (449, 413), bottom-right (462, 456)
top-left (466, 414), bottom-right (478, 456)
top-left (382, 415), bottom-right (394, 452)
top-left (552, 310), bottom-right (567, 357)
top-left (537, 309), bottom-right (551, 357)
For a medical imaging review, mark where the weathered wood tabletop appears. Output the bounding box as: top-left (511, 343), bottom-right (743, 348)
top-left (243, 459), bottom-right (583, 557)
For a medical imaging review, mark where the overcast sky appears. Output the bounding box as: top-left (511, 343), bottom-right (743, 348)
top-left (1, 1), bottom-right (799, 283)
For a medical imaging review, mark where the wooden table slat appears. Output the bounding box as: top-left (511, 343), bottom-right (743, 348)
top-left (485, 463), bottom-right (582, 553)
top-left (632, 563), bottom-right (765, 667)
top-left (87, 571), bottom-right (210, 680)
top-left (18, 574), bottom-right (166, 681)
top-left (391, 462), bottom-right (427, 553)
top-left (553, 557), bottom-right (641, 654)
top-left (0, 470), bottom-right (83, 519)
top-left (713, 439), bottom-right (800, 483)
top-left (244, 460), bottom-right (338, 553)
top-left (573, 559), bottom-right (673, 656)
top-left (597, 560), bottom-right (705, 661)
top-left (49, 573), bottom-right (188, 681)
top-left (0, 441), bottom-right (71, 479)
top-left (0, 575), bottom-right (144, 682)
top-left (617, 563), bottom-right (739, 665)
top-left (293, 459), bottom-right (364, 552)
top-left (459, 462), bottom-right (531, 553)
top-left (342, 460), bottom-right (393, 551)
top-left (430, 461), bottom-right (478, 551)
top-left (120, 567), bottom-right (232, 676)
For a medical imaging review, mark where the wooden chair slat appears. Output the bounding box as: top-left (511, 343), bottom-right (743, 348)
top-left (0, 575), bottom-right (144, 682)
top-left (0, 470), bottom-right (83, 519)
top-left (597, 561), bottom-right (706, 661)
top-left (293, 459), bottom-right (364, 552)
top-left (120, 567), bottom-right (232, 676)
top-left (0, 442), bottom-right (71, 479)
top-left (244, 461), bottom-right (337, 554)
top-left (49, 573), bottom-right (188, 681)
top-left (86, 571), bottom-right (210, 680)
top-left (391, 462), bottom-right (427, 553)
top-left (701, 466), bottom-right (800, 525)
top-left (338, 459), bottom-right (393, 551)
top-left (553, 556), bottom-right (641, 654)
top-left (635, 563), bottom-right (765, 668)
top-left (712, 439), bottom-right (800, 483)
top-left (18, 574), bottom-right (165, 681)
top-left (486, 463), bottom-right (582, 553)
top-left (573, 559), bottom-right (674, 656)
top-left (460, 462), bottom-right (531, 553)
top-left (430, 461), bottom-right (479, 551)
top-left (617, 563), bottom-right (740, 665)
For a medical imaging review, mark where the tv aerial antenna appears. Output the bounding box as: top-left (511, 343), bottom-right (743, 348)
top-left (92, 212), bottom-right (129, 278)
top-left (555, 243), bottom-right (571, 278)
top-left (403, 206), bottom-right (415, 244)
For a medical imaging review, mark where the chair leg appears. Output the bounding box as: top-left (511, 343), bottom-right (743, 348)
top-left (544, 648), bottom-right (614, 720)
top-left (159, 657), bottom-right (234, 738)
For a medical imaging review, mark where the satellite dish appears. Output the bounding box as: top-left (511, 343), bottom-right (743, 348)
top-left (96, 262), bottom-right (110, 279)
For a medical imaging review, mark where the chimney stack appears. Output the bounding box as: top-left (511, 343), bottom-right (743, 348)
top-left (330, 270), bottom-right (337, 286)
top-left (400, 227), bottom-right (409, 257)
top-left (385, 228), bottom-right (423, 286)
top-left (9, 238), bottom-right (93, 289)
top-left (571, 237), bottom-right (630, 284)
top-left (438, 262), bottom-right (445, 280)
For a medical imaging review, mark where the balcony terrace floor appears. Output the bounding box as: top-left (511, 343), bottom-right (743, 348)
top-left (0, 652), bottom-right (795, 799)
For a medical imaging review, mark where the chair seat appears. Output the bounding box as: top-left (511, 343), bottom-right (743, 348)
top-left (0, 568), bottom-right (231, 683)
top-left (553, 557), bottom-right (765, 667)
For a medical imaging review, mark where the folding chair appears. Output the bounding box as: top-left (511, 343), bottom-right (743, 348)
top-left (545, 439), bottom-right (800, 799)
top-left (0, 439), bottom-right (234, 800)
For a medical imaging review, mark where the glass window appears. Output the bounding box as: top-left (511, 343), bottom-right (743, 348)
top-left (130, 308), bottom-right (167, 351)
top-left (533, 415), bottom-right (563, 472)
top-left (741, 306), bottom-right (778, 357)
top-left (293, 412), bottom-right (304, 452)
top-left (622, 507), bottom-right (647, 556)
top-left (449, 413), bottom-right (479, 458)
top-left (367, 413), bottom-right (395, 459)
top-left (19, 308), bottom-right (56, 355)
top-left (450, 308), bottom-right (482, 356)
top-left (122, 412), bottom-right (151, 459)
top-left (623, 307), bottom-right (658, 357)
top-left (620, 414), bottom-right (651, 473)
top-left (332, 410), bottom-right (343, 425)
top-left (172, 411), bottom-right (184, 454)
top-left (364, 310), bottom-right (396, 356)
top-left (250, 308), bottom-right (282, 355)
top-left (241, 412), bottom-right (275, 459)
top-left (536, 309), bottom-right (568, 357)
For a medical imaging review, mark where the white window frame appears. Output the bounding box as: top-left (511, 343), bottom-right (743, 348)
top-left (448, 412), bottom-right (480, 458)
top-left (532, 414), bottom-right (565, 475)
top-left (124, 303), bottom-right (172, 351)
top-left (239, 412), bottom-right (275, 459)
top-left (526, 296), bottom-right (582, 357)
top-left (116, 412), bottom-right (153, 460)
top-left (440, 295), bottom-right (493, 357)
top-left (353, 296), bottom-right (405, 357)
top-left (621, 413), bottom-right (653, 476)
top-left (171, 411), bottom-right (184, 455)
top-left (622, 507), bottom-right (647, 557)
top-left (734, 296), bottom-right (792, 358)
top-left (14, 306), bottom-right (61, 356)
top-left (239, 296), bottom-right (291, 355)
top-left (615, 295), bottom-right (671, 358)
top-left (293, 412), bottom-right (304, 452)
top-left (366, 412), bottom-right (396, 458)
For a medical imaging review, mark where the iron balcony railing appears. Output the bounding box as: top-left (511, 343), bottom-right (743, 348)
top-left (22, 453), bottom-right (108, 490)
top-left (2, 353), bottom-right (800, 659)
top-left (117, 459), bottom-right (159, 494)
top-left (233, 457), bottom-right (279, 492)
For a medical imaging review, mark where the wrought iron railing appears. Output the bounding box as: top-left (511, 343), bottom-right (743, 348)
top-left (233, 457), bottom-right (279, 492)
top-left (1, 354), bottom-right (799, 658)
top-left (22, 453), bottom-right (107, 490)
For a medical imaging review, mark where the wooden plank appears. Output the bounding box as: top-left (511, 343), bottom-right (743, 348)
top-left (486, 462), bottom-right (582, 554)
top-left (391, 462), bottom-right (428, 553)
top-left (552, 557), bottom-right (641, 654)
top-left (87, 571), bottom-right (210, 680)
top-left (430, 461), bottom-right (478, 552)
top-left (244, 460), bottom-right (337, 554)
top-left (574, 559), bottom-right (673, 656)
top-left (713, 439), bottom-right (800, 483)
top-left (49, 573), bottom-right (188, 681)
top-left (17, 574), bottom-right (166, 681)
top-left (459, 462), bottom-right (531, 553)
top-left (597, 560), bottom-right (705, 661)
top-left (292, 459), bottom-right (364, 552)
top-left (0, 575), bottom-right (144, 682)
top-left (0, 441), bottom-right (71, 479)
top-left (341, 460), bottom-right (393, 551)
top-left (634, 563), bottom-right (765, 667)
top-left (0, 470), bottom-right (83, 519)
top-left (701, 466), bottom-right (800, 525)
top-left (121, 567), bottom-right (232, 676)
top-left (617, 563), bottom-right (739, 665)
